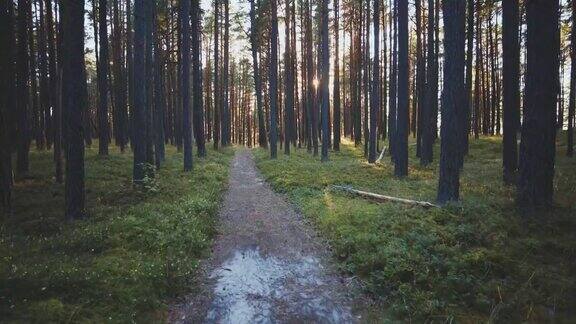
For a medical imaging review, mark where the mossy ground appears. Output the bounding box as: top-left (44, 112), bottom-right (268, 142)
top-left (254, 135), bottom-right (576, 322)
top-left (0, 143), bottom-right (234, 323)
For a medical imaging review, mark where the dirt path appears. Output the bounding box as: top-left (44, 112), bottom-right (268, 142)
top-left (170, 149), bottom-right (358, 323)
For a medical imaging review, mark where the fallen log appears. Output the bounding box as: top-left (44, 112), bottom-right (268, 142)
top-left (330, 185), bottom-right (440, 208)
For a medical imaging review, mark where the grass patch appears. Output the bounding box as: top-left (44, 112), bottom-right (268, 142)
top-left (0, 143), bottom-right (234, 323)
top-left (254, 136), bottom-right (576, 322)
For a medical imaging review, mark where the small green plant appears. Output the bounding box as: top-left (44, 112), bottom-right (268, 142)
top-left (254, 136), bottom-right (576, 322)
top-left (0, 143), bottom-right (234, 322)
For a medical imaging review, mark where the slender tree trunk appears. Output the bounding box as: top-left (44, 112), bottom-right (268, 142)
top-left (112, 0), bottom-right (128, 152)
top-left (420, 0), bottom-right (436, 166)
top-left (284, 0), bottom-right (294, 155)
top-left (249, 0), bottom-right (266, 148)
top-left (503, 0), bottom-right (520, 183)
top-left (132, 0), bottom-right (147, 182)
top-left (144, 0), bottom-right (154, 169)
top-left (568, 0), bottom-right (576, 157)
top-left (192, 0), bottom-right (206, 157)
top-left (415, 0), bottom-right (424, 158)
top-left (180, 0), bottom-right (192, 170)
top-left (269, 0), bottom-right (279, 158)
top-left (222, 0), bottom-right (230, 146)
top-left (517, 0), bottom-right (559, 208)
top-left (153, 1), bottom-right (165, 169)
top-left (388, 0), bottom-right (397, 161)
top-left (213, 0), bottom-right (220, 150)
top-left (320, 0), bottom-right (330, 161)
top-left (61, 0), bottom-right (86, 220)
top-left (97, 0), bottom-right (109, 156)
top-left (394, 0), bottom-right (408, 177)
top-left (437, 0), bottom-right (466, 204)
top-left (0, 0), bottom-right (16, 214)
top-left (462, 0), bottom-right (474, 159)
top-left (333, 0), bottom-right (341, 151)
top-left (17, 0), bottom-right (31, 174)
top-left (369, 0), bottom-right (380, 163)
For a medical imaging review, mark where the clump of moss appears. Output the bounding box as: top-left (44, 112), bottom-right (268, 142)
top-left (254, 136), bottom-right (576, 322)
top-left (0, 144), bottom-right (234, 322)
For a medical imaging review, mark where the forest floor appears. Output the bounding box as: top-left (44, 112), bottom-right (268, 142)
top-left (169, 149), bottom-right (364, 323)
top-left (0, 144), bottom-right (234, 323)
top-left (254, 135), bottom-right (576, 323)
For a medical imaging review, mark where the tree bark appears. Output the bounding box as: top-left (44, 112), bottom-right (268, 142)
top-left (502, 0), bottom-right (520, 183)
top-left (517, 0), bottom-right (559, 209)
top-left (394, 0), bottom-right (408, 177)
top-left (61, 0), bottom-right (86, 220)
top-left (437, 0), bottom-right (466, 204)
top-left (369, 0), bottom-right (380, 163)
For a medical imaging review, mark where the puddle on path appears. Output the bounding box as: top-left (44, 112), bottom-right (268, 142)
top-left (205, 246), bottom-right (352, 323)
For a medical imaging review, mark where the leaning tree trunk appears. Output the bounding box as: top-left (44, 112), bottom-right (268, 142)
top-left (517, 0), bottom-right (560, 209)
top-left (437, 0), bottom-right (466, 204)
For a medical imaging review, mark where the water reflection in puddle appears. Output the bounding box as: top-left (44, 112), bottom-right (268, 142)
top-left (205, 247), bottom-right (352, 323)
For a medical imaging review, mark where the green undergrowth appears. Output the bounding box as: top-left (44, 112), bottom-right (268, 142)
top-left (254, 136), bottom-right (576, 322)
top-left (0, 143), bottom-right (234, 323)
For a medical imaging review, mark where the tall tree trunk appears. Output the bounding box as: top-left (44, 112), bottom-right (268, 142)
top-left (473, 7), bottom-right (482, 139)
top-left (369, 0), bottom-right (380, 163)
top-left (180, 0), bottom-right (192, 170)
top-left (420, 0), bottom-right (436, 166)
top-left (97, 0), bottom-right (109, 156)
top-left (568, 0), bottom-right (575, 157)
top-left (437, 0), bottom-right (466, 204)
top-left (28, 0), bottom-right (40, 151)
top-left (320, 0), bottom-right (330, 161)
top-left (61, 0), bottom-right (86, 220)
top-left (249, 0), bottom-right (266, 148)
top-left (415, 0), bottom-right (424, 158)
top-left (284, 0), bottom-right (294, 155)
top-left (17, 0), bottom-right (31, 174)
top-left (394, 0), bottom-right (408, 177)
top-left (0, 0), bottom-right (16, 214)
top-left (388, 0), bottom-right (397, 161)
top-left (333, 0), bottom-right (341, 151)
top-left (112, 0), bottom-right (128, 152)
top-left (222, 0), bottom-right (230, 146)
top-left (38, 0), bottom-right (49, 150)
top-left (517, 0), bottom-right (559, 208)
top-left (192, 0), bottom-right (206, 157)
top-left (269, 0), bottom-right (279, 158)
top-left (503, 0), bottom-right (520, 183)
top-left (462, 0), bottom-right (474, 159)
top-left (153, 0), bottom-right (165, 169)
top-left (213, 0), bottom-right (220, 150)
top-left (132, 0), bottom-right (147, 182)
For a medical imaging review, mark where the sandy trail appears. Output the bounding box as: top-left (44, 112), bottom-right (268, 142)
top-left (170, 149), bottom-right (357, 323)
